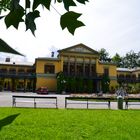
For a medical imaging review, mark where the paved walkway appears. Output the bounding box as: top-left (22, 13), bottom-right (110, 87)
top-left (0, 92), bottom-right (139, 109)
top-left (0, 92), bottom-right (69, 109)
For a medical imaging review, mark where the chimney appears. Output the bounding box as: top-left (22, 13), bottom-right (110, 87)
top-left (5, 57), bottom-right (10, 62)
top-left (51, 51), bottom-right (54, 57)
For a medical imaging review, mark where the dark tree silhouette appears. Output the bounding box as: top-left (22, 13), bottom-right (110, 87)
top-left (0, 38), bottom-right (24, 55)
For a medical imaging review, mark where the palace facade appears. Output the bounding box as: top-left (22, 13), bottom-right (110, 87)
top-left (0, 60), bottom-right (35, 92)
top-left (117, 68), bottom-right (140, 84)
top-left (0, 43), bottom-right (140, 93)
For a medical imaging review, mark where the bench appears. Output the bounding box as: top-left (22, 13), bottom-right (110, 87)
top-left (65, 97), bottom-right (114, 109)
top-left (124, 97), bottom-right (140, 109)
top-left (12, 95), bottom-right (57, 108)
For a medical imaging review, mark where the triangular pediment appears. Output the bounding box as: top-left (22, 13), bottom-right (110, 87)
top-left (58, 43), bottom-right (99, 54)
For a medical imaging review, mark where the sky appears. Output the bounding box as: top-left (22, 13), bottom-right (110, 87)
top-left (0, 0), bottom-right (140, 62)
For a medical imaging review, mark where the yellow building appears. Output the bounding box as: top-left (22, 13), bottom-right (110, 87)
top-left (35, 57), bottom-right (61, 91)
top-left (1, 43), bottom-right (139, 93)
top-left (117, 68), bottom-right (140, 84)
top-left (0, 60), bottom-right (35, 92)
top-left (35, 43), bottom-right (118, 93)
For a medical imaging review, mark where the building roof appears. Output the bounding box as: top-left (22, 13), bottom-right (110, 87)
top-left (36, 57), bottom-right (60, 61)
top-left (0, 38), bottom-right (24, 56)
top-left (117, 67), bottom-right (140, 72)
top-left (0, 61), bottom-right (33, 66)
top-left (99, 61), bottom-right (116, 65)
top-left (131, 67), bottom-right (140, 72)
top-left (58, 43), bottom-right (99, 55)
top-left (117, 68), bottom-right (131, 72)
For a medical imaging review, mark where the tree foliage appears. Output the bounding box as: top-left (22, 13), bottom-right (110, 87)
top-left (112, 53), bottom-right (122, 67)
top-left (121, 51), bottom-right (140, 68)
top-left (0, 0), bottom-right (10, 13)
top-left (101, 75), bottom-right (110, 93)
top-left (0, 0), bottom-right (88, 35)
top-left (99, 48), bottom-right (140, 68)
top-left (87, 79), bottom-right (93, 93)
top-left (98, 48), bottom-right (111, 62)
top-left (56, 71), bottom-right (66, 94)
top-left (112, 51), bottom-right (140, 68)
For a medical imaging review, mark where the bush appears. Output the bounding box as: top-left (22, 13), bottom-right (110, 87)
top-left (110, 86), bottom-right (115, 94)
top-left (0, 85), bottom-right (3, 91)
top-left (70, 77), bottom-right (76, 93)
top-left (101, 75), bottom-right (110, 93)
top-left (127, 83), bottom-right (140, 94)
top-left (76, 77), bottom-right (83, 93)
top-left (87, 79), bottom-right (93, 93)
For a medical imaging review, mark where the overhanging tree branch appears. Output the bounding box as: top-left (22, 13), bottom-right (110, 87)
top-left (0, 0), bottom-right (89, 35)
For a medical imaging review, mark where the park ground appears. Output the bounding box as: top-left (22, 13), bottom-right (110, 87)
top-left (0, 92), bottom-right (140, 139)
top-left (0, 108), bottom-right (140, 140)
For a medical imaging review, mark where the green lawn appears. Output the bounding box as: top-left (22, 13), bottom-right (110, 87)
top-left (0, 108), bottom-right (140, 140)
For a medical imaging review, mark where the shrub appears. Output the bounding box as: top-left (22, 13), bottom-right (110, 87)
top-left (87, 79), bottom-right (93, 93)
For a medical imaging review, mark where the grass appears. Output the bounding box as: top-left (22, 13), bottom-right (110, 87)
top-left (0, 108), bottom-right (140, 140)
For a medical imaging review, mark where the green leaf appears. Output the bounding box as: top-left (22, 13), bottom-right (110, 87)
top-left (5, 6), bottom-right (24, 28)
top-left (57, 0), bottom-right (62, 3)
top-left (33, 0), bottom-right (51, 11)
top-left (10, 0), bottom-right (20, 10)
top-left (76, 0), bottom-right (88, 4)
top-left (62, 0), bottom-right (76, 11)
top-left (0, 38), bottom-right (24, 56)
top-left (60, 11), bottom-right (85, 35)
top-left (26, 0), bottom-right (30, 8)
top-left (25, 10), bottom-right (40, 35)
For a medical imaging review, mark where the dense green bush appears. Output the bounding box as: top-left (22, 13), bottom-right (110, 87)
top-left (87, 79), bottom-right (93, 93)
top-left (127, 83), bottom-right (140, 94)
top-left (76, 77), bottom-right (83, 93)
top-left (101, 75), bottom-right (110, 93)
top-left (56, 72), bottom-right (66, 94)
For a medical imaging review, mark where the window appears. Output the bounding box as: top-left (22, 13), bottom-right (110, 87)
top-left (85, 64), bottom-right (90, 76)
top-left (91, 64), bottom-right (96, 76)
top-left (0, 68), bottom-right (7, 74)
top-left (27, 69), bottom-right (35, 74)
top-left (138, 74), bottom-right (140, 79)
top-left (104, 68), bottom-right (109, 76)
top-left (126, 74), bottom-right (131, 79)
top-left (9, 68), bottom-right (16, 74)
top-left (119, 74), bottom-right (124, 78)
top-left (44, 65), bottom-right (55, 74)
top-left (18, 69), bottom-right (25, 74)
top-left (18, 69), bottom-right (24, 72)
top-left (70, 63), bottom-right (75, 75)
top-left (76, 63), bottom-right (83, 76)
top-left (132, 74), bottom-right (136, 79)
top-left (63, 62), bottom-right (68, 75)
